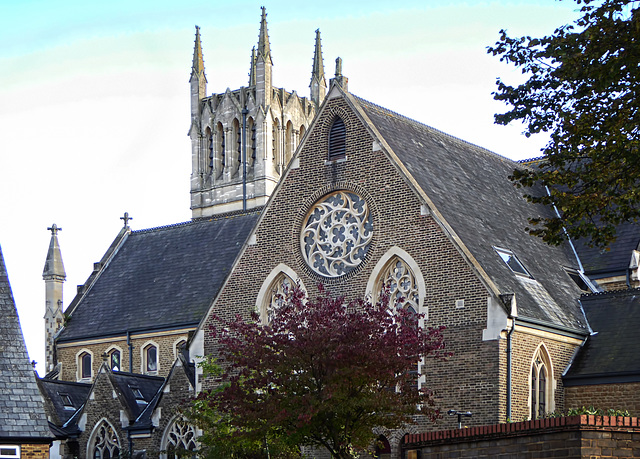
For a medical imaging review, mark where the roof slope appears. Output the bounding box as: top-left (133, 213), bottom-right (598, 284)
top-left (355, 97), bottom-right (587, 332)
top-left (564, 289), bottom-right (640, 385)
top-left (59, 212), bottom-right (260, 342)
top-left (37, 379), bottom-right (91, 426)
top-left (0, 245), bottom-right (52, 440)
top-left (573, 222), bottom-right (640, 277)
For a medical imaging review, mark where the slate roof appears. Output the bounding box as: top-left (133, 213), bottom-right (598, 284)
top-left (563, 289), bottom-right (640, 385)
top-left (110, 371), bottom-right (164, 420)
top-left (355, 96), bottom-right (588, 333)
top-left (37, 378), bottom-right (91, 426)
top-left (0, 245), bottom-right (52, 441)
top-left (58, 212), bottom-right (260, 342)
top-left (573, 222), bottom-right (640, 278)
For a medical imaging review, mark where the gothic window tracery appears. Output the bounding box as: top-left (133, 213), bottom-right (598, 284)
top-left (90, 421), bottom-right (120, 459)
top-left (162, 417), bottom-right (198, 459)
top-left (262, 272), bottom-right (293, 324)
top-left (376, 257), bottom-right (420, 311)
top-left (301, 191), bottom-right (373, 278)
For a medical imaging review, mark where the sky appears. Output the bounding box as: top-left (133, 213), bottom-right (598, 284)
top-left (0, 0), bottom-right (581, 375)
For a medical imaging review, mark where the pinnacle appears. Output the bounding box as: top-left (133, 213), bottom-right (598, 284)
top-left (257, 6), bottom-right (273, 64)
top-left (191, 25), bottom-right (205, 75)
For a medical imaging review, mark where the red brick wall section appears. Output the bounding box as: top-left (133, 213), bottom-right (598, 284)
top-left (566, 382), bottom-right (640, 417)
top-left (403, 415), bottom-right (640, 458)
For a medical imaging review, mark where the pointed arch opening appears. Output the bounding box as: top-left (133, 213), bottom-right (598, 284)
top-left (328, 117), bottom-right (346, 160)
top-left (247, 117), bottom-right (256, 170)
top-left (256, 264), bottom-right (306, 324)
top-left (233, 118), bottom-right (241, 177)
top-left (161, 415), bottom-right (198, 459)
top-left (215, 122), bottom-right (225, 178)
top-left (285, 120), bottom-right (294, 165)
top-left (530, 344), bottom-right (554, 419)
top-left (88, 419), bottom-right (121, 459)
top-left (205, 126), bottom-right (213, 174)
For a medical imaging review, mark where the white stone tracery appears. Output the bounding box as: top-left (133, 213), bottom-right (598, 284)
top-left (377, 257), bottom-right (419, 312)
top-left (89, 420), bottom-right (120, 459)
top-left (162, 416), bottom-right (198, 459)
top-left (301, 191), bottom-right (373, 277)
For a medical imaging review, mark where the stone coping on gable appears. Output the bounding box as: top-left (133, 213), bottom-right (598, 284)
top-left (403, 415), bottom-right (640, 447)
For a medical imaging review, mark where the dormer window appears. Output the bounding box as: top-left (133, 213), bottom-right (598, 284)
top-left (494, 247), bottom-right (532, 278)
top-left (129, 385), bottom-right (147, 405)
top-left (328, 117), bottom-right (346, 160)
top-left (59, 392), bottom-right (74, 410)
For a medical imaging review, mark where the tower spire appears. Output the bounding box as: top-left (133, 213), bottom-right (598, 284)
top-left (190, 25), bottom-right (207, 122)
top-left (257, 6), bottom-right (272, 64)
top-left (43, 224), bottom-right (66, 373)
top-left (310, 29), bottom-right (327, 106)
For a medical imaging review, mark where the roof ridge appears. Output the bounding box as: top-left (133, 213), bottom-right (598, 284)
top-left (353, 94), bottom-right (517, 164)
top-left (133, 208), bottom-right (263, 234)
top-left (581, 287), bottom-right (640, 298)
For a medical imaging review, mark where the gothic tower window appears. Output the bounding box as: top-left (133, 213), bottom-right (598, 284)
top-left (233, 118), bottom-right (241, 176)
top-left (248, 117), bottom-right (256, 169)
top-left (530, 345), bottom-right (553, 419)
top-left (161, 416), bottom-right (198, 459)
top-left (285, 120), bottom-right (294, 165)
top-left (89, 420), bottom-right (120, 459)
top-left (215, 122), bottom-right (225, 177)
top-left (328, 117), bottom-right (346, 160)
top-left (205, 127), bottom-right (213, 173)
top-left (272, 119), bottom-right (281, 172)
top-left (299, 124), bottom-right (306, 141)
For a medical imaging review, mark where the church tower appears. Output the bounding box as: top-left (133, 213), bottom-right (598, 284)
top-left (43, 224), bottom-right (65, 373)
top-left (189, 8), bottom-right (326, 218)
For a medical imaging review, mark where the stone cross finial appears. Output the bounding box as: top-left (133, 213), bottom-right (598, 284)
top-left (335, 57), bottom-right (342, 77)
top-left (120, 212), bottom-right (132, 227)
top-left (47, 224), bottom-right (61, 235)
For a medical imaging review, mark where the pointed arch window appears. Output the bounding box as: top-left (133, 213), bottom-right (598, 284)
top-left (376, 257), bottom-right (420, 312)
top-left (90, 421), bottom-right (120, 459)
top-left (143, 344), bottom-right (158, 374)
top-left (234, 118), bottom-right (241, 176)
top-left (80, 352), bottom-right (92, 380)
top-left (285, 121), bottom-right (294, 165)
top-left (248, 117), bottom-right (256, 169)
top-left (262, 272), bottom-right (293, 324)
top-left (328, 117), bottom-right (346, 160)
top-left (206, 127), bottom-right (213, 173)
top-left (162, 416), bottom-right (198, 459)
top-left (109, 350), bottom-right (120, 372)
top-left (374, 435), bottom-right (391, 459)
top-left (530, 346), bottom-right (553, 419)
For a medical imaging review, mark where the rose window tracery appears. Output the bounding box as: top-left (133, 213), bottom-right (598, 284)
top-left (377, 258), bottom-right (419, 311)
top-left (301, 191), bottom-right (373, 277)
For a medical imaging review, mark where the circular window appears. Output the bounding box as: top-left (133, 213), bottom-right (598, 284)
top-left (301, 191), bottom-right (373, 277)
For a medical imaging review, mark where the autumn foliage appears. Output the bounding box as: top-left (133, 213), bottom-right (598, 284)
top-left (190, 285), bottom-right (448, 458)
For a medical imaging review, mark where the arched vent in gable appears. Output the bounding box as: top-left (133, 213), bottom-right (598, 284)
top-left (328, 117), bottom-right (346, 160)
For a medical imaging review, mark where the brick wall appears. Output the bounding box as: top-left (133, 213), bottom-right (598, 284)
top-left (18, 443), bottom-right (50, 458)
top-left (566, 382), bottom-right (640, 416)
top-left (404, 415), bottom-right (640, 458)
top-left (56, 331), bottom-right (189, 382)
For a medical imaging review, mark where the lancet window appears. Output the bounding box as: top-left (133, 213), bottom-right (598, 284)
top-left (328, 117), bottom-right (346, 160)
top-left (162, 416), bottom-right (198, 459)
top-left (262, 272), bottom-right (294, 324)
top-left (530, 345), bottom-right (553, 419)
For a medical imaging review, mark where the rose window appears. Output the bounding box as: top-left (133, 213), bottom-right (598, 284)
top-left (301, 191), bottom-right (373, 277)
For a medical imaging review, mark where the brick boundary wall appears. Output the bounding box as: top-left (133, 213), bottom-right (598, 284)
top-left (403, 415), bottom-right (640, 458)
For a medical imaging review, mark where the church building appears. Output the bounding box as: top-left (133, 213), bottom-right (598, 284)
top-left (37, 8), bottom-right (640, 459)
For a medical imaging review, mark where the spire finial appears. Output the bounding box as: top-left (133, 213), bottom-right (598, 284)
top-left (47, 224), bottom-right (61, 235)
top-left (257, 6), bottom-right (272, 64)
top-left (121, 212), bottom-right (132, 228)
top-left (330, 57), bottom-right (348, 92)
top-left (335, 57), bottom-right (342, 77)
top-left (310, 29), bottom-right (327, 106)
top-left (191, 25), bottom-right (205, 75)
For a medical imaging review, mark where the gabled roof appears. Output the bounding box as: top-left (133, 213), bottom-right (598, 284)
top-left (58, 212), bottom-right (260, 342)
top-left (0, 245), bottom-right (52, 441)
top-left (352, 94), bottom-right (588, 333)
top-left (564, 289), bottom-right (640, 386)
top-left (573, 222), bottom-right (640, 278)
top-left (37, 378), bottom-right (91, 426)
top-left (109, 371), bottom-right (164, 420)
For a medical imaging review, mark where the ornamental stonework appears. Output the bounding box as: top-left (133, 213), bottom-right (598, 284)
top-left (300, 191), bottom-right (373, 278)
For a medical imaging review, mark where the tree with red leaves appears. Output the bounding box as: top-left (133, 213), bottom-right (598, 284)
top-left (190, 286), bottom-right (448, 459)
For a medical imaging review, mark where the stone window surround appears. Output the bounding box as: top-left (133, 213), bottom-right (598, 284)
top-left (160, 414), bottom-right (200, 459)
top-left (529, 343), bottom-right (555, 419)
top-left (140, 340), bottom-right (159, 375)
top-left (256, 263), bottom-right (306, 324)
top-left (105, 345), bottom-right (123, 372)
top-left (76, 349), bottom-right (93, 382)
top-left (87, 418), bottom-right (121, 459)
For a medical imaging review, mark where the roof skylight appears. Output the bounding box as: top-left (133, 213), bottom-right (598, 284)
top-left (494, 247), bottom-right (532, 278)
